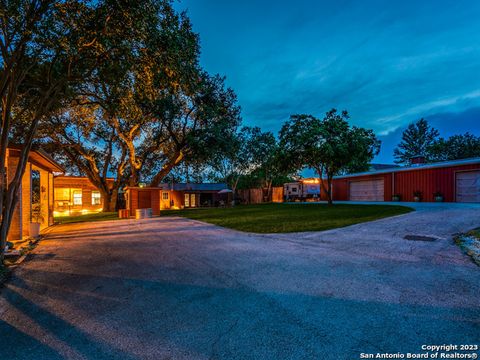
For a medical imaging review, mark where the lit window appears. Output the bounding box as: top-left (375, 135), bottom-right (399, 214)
top-left (184, 193), bottom-right (190, 207)
top-left (190, 194), bottom-right (196, 207)
top-left (92, 191), bottom-right (101, 205)
top-left (55, 188), bottom-right (70, 201)
top-left (162, 192), bottom-right (169, 200)
top-left (73, 190), bottom-right (82, 205)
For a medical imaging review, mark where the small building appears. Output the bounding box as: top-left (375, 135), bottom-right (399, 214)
top-left (6, 147), bottom-right (64, 240)
top-left (326, 157), bottom-right (480, 202)
top-left (159, 183), bottom-right (230, 209)
top-left (123, 183), bottom-right (230, 215)
top-left (124, 187), bottom-right (162, 216)
top-left (53, 176), bottom-right (115, 216)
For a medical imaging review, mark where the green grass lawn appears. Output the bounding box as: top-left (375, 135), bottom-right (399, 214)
top-left (55, 212), bottom-right (119, 224)
top-left (161, 203), bottom-right (413, 233)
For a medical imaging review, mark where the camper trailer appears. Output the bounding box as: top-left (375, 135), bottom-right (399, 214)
top-left (284, 178), bottom-right (321, 201)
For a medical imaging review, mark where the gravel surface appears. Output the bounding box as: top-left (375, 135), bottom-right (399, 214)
top-left (1, 204), bottom-right (479, 359)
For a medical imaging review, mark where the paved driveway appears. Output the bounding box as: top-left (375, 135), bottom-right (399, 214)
top-left (1, 204), bottom-right (479, 359)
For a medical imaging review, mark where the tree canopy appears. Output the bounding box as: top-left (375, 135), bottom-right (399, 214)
top-left (394, 119), bottom-right (480, 164)
top-left (279, 109), bottom-right (380, 204)
top-left (208, 126), bottom-right (280, 195)
top-left (393, 118), bottom-right (439, 164)
top-left (429, 133), bottom-right (480, 162)
top-left (37, 0), bottom-right (241, 210)
top-left (1, 0), bottom-right (164, 260)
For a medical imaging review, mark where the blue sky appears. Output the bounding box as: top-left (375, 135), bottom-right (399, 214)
top-left (176, 0), bottom-right (480, 163)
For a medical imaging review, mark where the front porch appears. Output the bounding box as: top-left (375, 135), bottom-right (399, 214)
top-left (6, 148), bottom-right (63, 241)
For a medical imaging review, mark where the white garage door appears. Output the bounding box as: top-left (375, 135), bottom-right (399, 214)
top-left (456, 171), bottom-right (480, 202)
top-left (349, 179), bottom-right (384, 201)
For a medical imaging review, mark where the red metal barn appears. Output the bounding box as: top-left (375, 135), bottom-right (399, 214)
top-left (327, 158), bottom-right (480, 203)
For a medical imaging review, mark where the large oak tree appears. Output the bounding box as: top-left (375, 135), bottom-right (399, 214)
top-left (0, 0), bottom-right (163, 261)
top-left (279, 109), bottom-right (380, 205)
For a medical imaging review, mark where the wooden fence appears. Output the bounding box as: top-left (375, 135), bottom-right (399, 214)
top-left (236, 187), bottom-right (284, 204)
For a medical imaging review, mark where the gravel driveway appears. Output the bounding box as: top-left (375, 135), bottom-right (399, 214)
top-left (1, 204), bottom-right (479, 359)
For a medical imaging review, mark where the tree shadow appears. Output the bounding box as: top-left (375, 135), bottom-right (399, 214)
top-left (0, 320), bottom-right (64, 360)
top-left (0, 285), bottom-right (138, 360)
top-left (2, 267), bottom-right (480, 359)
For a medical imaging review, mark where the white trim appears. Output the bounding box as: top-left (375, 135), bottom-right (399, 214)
top-left (334, 157), bottom-right (480, 179)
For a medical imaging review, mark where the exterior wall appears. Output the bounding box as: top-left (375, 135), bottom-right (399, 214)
top-left (36, 165), bottom-right (51, 230)
top-left (126, 189), bottom-right (137, 212)
top-left (160, 190), bottom-right (184, 210)
top-left (125, 188), bottom-right (161, 215)
top-left (393, 164), bottom-right (480, 202)
top-left (6, 155), bottom-right (55, 240)
top-left (21, 163), bottom-right (31, 237)
top-left (49, 173), bottom-right (54, 224)
top-left (54, 176), bottom-right (113, 215)
top-left (160, 190), bottom-right (227, 209)
top-left (150, 190), bottom-right (160, 215)
top-left (171, 191), bottom-right (183, 208)
top-left (331, 163), bottom-right (480, 202)
top-left (7, 155), bottom-right (22, 240)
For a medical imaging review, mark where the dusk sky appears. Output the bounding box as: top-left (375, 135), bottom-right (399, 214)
top-left (176, 0), bottom-right (480, 163)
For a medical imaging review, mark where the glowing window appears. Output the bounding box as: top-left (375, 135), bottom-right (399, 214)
top-left (55, 188), bottom-right (70, 201)
top-left (92, 191), bottom-right (101, 205)
top-left (162, 192), bottom-right (169, 200)
top-left (73, 190), bottom-right (82, 205)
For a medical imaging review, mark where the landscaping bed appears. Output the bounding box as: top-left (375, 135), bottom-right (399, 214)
top-left (161, 203), bottom-right (413, 233)
top-left (1, 237), bottom-right (41, 286)
top-left (455, 228), bottom-right (480, 266)
top-left (55, 212), bottom-right (119, 224)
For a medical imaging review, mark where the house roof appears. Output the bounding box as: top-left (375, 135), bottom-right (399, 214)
top-left (124, 186), bottom-right (162, 190)
top-left (159, 183), bottom-right (229, 192)
top-left (8, 146), bottom-right (64, 173)
top-left (334, 157), bottom-right (480, 179)
top-left (55, 175), bottom-right (115, 181)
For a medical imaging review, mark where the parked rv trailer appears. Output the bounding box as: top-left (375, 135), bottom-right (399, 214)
top-left (284, 179), bottom-right (321, 201)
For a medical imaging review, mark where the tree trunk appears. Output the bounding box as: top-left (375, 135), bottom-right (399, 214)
top-left (231, 176), bottom-right (240, 206)
top-left (0, 189), bottom-right (18, 264)
top-left (101, 190), bottom-right (113, 212)
top-left (316, 166), bottom-right (333, 206)
top-left (129, 171), bottom-right (139, 187)
top-left (327, 176), bottom-right (333, 206)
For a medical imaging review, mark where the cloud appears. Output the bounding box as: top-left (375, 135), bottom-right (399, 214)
top-left (375, 106), bottom-right (480, 163)
top-left (178, 0), bottom-right (480, 161)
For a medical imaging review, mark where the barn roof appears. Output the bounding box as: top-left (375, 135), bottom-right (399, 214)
top-left (369, 163), bottom-right (400, 171)
top-left (334, 157), bottom-right (480, 179)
